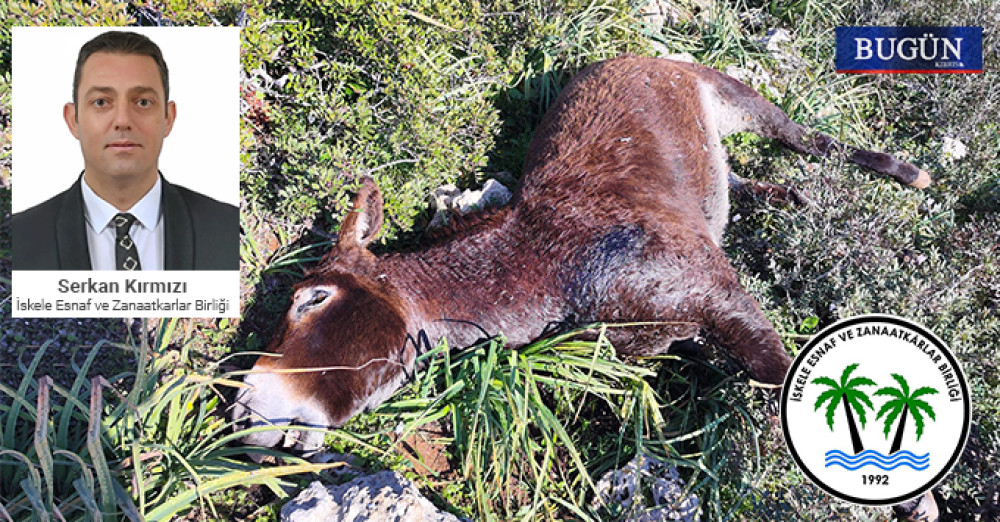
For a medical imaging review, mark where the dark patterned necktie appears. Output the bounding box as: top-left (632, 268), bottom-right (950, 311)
top-left (114, 213), bottom-right (142, 271)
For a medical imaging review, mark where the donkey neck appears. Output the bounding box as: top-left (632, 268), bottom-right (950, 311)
top-left (381, 207), bottom-right (563, 350)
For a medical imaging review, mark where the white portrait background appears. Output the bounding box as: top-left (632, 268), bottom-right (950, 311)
top-left (11, 26), bottom-right (240, 212)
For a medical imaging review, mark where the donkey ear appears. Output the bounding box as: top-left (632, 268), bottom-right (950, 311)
top-left (337, 177), bottom-right (384, 250)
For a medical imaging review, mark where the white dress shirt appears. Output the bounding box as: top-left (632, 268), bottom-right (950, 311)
top-left (81, 177), bottom-right (164, 270)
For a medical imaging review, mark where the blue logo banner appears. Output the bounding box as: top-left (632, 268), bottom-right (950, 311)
top-left (836, 27), bottom-right (983, 74)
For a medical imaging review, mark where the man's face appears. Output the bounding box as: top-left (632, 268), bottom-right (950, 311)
top-left (64, 52), bottom-right (175, 185)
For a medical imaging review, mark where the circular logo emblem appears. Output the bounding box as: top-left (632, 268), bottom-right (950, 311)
top-left (781, 314), bottom-right (970, 505)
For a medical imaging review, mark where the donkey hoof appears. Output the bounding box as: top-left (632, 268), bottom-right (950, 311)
top-left (909, 169), bottom-right (933, 189)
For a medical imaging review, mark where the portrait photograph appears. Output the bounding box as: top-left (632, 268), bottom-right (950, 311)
top-left (11, 26), bottom-right (239, 271)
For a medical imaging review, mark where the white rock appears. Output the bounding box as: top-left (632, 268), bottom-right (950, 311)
top-left (942, 136), bottom-right (968, 161)
top-left (450, 180), bottom-right (511, 214)
top-left (428, 179), bottom-right (512, 229)
top-left (282, 482), bottom-right (340, 522)
top-left (663, 53), bottom-right (697, 64)
top-left (454, 189), bottom-right (483, 214)
top-left (759, 28), bottom-right (802, 71)
top-left (761, 28), bottom-right (792, 52)
top-left (724, 65), bottom-right (774, 93)
top-left (592, 456), bottom-right (700, 521)
top-left (479, 179), bottom-right (512, 208)
top-left (641, 0), bottom-right (682, 30)
top-left (428, 210), bottom-right (452, 230)
top-left (281, 472), bottom-right (462, 522)
top-left (432, 184), bottom-right (461, 212)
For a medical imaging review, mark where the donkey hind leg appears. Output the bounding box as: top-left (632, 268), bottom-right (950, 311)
top-left (728, 172), bottom-right (813, 207)
top-left (762, 107), bottom-right (932, 189)
top-left (705, 70), bottom-right (932, 189)
top-left (700, 274), bottom-right (792, 386)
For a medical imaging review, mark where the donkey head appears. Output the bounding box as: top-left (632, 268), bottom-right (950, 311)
top-left (233, 178), bottom-right (415, 453)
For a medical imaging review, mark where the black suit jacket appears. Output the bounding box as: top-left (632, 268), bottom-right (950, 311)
top-left (13, 175), bottom-right (239, 270)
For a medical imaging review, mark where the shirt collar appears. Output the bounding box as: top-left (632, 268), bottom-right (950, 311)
top-left (82, 174), bottom-right (162, 232)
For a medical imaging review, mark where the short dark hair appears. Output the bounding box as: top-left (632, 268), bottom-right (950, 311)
top-left (73, 31), bottom-right (170, 112)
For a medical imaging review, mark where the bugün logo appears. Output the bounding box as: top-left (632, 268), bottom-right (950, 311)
top-left (836, 27), bottom-right (983, 74)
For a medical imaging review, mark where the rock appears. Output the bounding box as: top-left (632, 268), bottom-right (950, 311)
top-left (427, 208), bottom-right (453, 230)
top-left (592, 455), bottom-right (700, 521)
top-left (759, 28), bottom-right (802, 71)
top-left (428, 179), bottom-right (512, 230)
top-left (761, 28), bottom-right (793, 53)
top-left (724, 64), bottom-right (774, 93)
top-left (942, 136), bottom-right (968, 161)
top-left (641, 0), bottom-right (682, 30)
top-left (432, 184), bottom-right (462, 212)
top-left (479, 179), bottom-right (512, 208)
top-left (281, 472), bottom-right (461, 522)
top-left (453, 179), bottom-right (511, 214)
top-left (663, 53), bottom-right (697, 64)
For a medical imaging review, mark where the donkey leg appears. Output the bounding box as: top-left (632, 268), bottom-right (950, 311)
top-left (728, 172), bottom-right (813, 206)
top-left (669, 241), bottom-right (792, 385)
top-left (765, 115), bottom-right (933, 189)
top-left (704, 69), bottom-right (931, 189)
top-left (699, 275), bottom-right (791, 386)
top-left (615, 238), bottom-right (792, 385)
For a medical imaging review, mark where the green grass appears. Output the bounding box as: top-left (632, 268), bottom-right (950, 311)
top-left (0, 320), bottom-right (340, 520)
top-left (322, 323), bottom-right (786, 521)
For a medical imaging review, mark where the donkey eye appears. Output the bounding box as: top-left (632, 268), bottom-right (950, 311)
top-left (306, 290), bottom-right (329, 307)
top-left (289, 285), bottom-right (340, 321)
top-left (295, 289), bottom-right (329, 310)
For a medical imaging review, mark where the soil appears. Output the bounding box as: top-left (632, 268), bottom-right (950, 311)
top-left (391, 421), bottom-right (455, 477)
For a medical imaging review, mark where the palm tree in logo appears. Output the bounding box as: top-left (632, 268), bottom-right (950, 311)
top-left (875, 374), bottom-right (939, 454)
top-left (813, 363), bottom-right (876, 454)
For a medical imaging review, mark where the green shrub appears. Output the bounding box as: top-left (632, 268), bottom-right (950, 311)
top-left (7, 0), bottom-right (133, 26)
top-left (241, 0), bottom-right (647, 243)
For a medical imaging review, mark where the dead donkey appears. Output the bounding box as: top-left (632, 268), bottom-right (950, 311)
top-left (233, 56), bottom-right (930, 462)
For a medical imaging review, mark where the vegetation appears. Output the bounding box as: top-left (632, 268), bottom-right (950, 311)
top-left (0, 320), bottom-right (338, 520)
top-left (1, 0), bottom-right (998, 520)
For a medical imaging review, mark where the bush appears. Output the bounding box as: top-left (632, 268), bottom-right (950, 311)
top-left (241, 0), bottom-right (647, 243)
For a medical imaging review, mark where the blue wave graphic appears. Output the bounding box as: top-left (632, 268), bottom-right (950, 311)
top-left (825, 449), bottom-right (930, 463)
top-left (824, 450), bottom-right (930, 471)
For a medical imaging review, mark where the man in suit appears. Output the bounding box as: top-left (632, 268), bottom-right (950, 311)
top-left (13, 30), bottom-right (238, 271)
